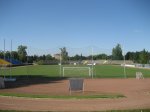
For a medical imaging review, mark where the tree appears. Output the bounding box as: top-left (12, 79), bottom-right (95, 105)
top-left (5, 51), bottom-right (10, 59)
top-left (0, 51), bottom-right (4, 58)
top-left (112, 44), bottom-right (123, 60)
top-left (46, 54), bottom-right (53, 60)
top-left (125, 52), bottom-right (136, 61)
top-left (11, 51), bottom-right (19, 60)
top-left (125, 50), bottom-right (150, 64)
top-left (94, 54), bottom-right (108, 60)
top-left (139, 49), bottom-right (149, 64)
top-left (74, 54), bottom-right (81, 60)
top-left (60, 47), bottom-right (68, 61)
top-left (33, 55), bottom-right (38, 62)
top-left (18, 45), bottom-right (27, 62)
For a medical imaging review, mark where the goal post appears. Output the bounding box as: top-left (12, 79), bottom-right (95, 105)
top-left (63, 67), bottom-right (92, 78)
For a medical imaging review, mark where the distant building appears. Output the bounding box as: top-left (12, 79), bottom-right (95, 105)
top-left (53, 54), bottom-right (61, 60)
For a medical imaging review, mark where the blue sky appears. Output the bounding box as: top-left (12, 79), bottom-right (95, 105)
top-left (0, 0), bottom-right (150, 55)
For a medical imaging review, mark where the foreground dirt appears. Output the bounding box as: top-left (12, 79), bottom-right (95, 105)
top-left (0, 78), bottom-right (150, 111)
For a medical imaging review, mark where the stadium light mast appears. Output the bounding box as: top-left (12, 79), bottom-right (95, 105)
top-left (123, 47), bottom-right (126, 78)
top-left (59, 48), bottom-right (62, 77)
top-left (4, 39), bottom-right (5, 60)
top-left (26, 46), bottom-right (29, 77)
top-left (91, 47), bottom-right (94, 78)
top-left (10, 39), bottom-right (12, 78)
top-left (3, 39), bottom-right (6, 79)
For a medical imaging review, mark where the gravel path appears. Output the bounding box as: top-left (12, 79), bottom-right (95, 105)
top-left (0, 78), bottom-right (150, 111)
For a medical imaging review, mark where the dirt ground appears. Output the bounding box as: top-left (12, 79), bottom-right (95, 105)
top-left (0, 78), bottom-right (150, 111)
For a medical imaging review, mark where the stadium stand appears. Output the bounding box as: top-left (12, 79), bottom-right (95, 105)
top-left (5, 58), bottom-right (22, 65)
top-left (0, 59), bottom-right (11, 65)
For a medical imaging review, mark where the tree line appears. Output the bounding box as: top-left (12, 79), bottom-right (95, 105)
top-left (0, 45), bottom-right (55, 63)
top-left (0, 45), bottom-right (28, 62)
top-left (0, 44), bottom-right (150, 64)
top-left (125, 49), bottom-right (150, 64)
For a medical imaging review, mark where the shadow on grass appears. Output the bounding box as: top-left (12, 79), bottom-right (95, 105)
top-left (4, 75), bottom-right (67, 89)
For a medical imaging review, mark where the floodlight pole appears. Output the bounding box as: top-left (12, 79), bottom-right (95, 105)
top-left (3, 39), bottom-right (6, 79)
top-left (4, 39), bottom-right (5, 61)
top-left (10, 39), bottom-right (12, 78)
top-left (91, 47), bottom-right (94, 78)
top-left (123, 47), bottom-right (126, 78)
top-left (59, 49), bottom-right (62, 77)
top-left (26, 48), bottom-right (29, 77)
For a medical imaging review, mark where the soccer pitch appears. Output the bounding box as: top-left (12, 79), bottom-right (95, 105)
top-left (1, 65), bottom-right (150, 78)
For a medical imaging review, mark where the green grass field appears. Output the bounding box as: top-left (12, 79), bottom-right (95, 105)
top-left (0, 65), bottom-right (150, 78)
top-left (0, 92), bottom-right (125, 99)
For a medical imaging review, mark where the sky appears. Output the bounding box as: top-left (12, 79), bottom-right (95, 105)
top-left (0, 0), bottom-right (150, 55)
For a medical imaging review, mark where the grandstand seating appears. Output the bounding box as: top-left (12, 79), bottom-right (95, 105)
top-left (0, 58), bottom-right (22, 65)
top-left (82, 60), bottom-right (134, 65)
top-left (0, 59), bottom-right (11, 65)
top-left (5, 58), bottom-right (22, 65)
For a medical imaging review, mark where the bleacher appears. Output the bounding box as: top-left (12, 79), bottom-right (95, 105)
top-left (82, 60), bottom-right (134, 65)
top-left (0, 59), bottom-right (11, 65)
top-left (5, 58), bottom-right (23, 65)
top-left (0, 58), bottom-right (22, 66)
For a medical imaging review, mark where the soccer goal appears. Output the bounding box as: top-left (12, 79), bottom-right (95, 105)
top-left (136, 72), bottom-right (144, 79)
top-left (63, 67), bottom-right (92, 78)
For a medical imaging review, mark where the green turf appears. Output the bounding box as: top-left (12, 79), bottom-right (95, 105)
top-left (0, 65), bottom-right (150, 78)
top-left (104, 109), bottom-right (150, 112)
top-left (0, 93), bottom-right (125, 99)
top-left (94, 65), bottom-right (150, 78)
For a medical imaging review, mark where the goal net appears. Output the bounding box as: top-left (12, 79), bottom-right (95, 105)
top-left (63, 67), bottom-right (91, 78)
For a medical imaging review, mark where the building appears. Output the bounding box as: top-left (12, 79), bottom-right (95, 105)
top-left (53, 54), bottom-right (61, 60)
